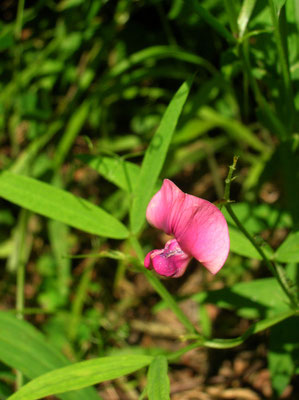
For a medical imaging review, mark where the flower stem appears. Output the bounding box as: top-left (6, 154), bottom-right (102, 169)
top-left (168, 308), bottom-right (296, 357)
top-left (224, 157), bottom-right (298, 308)
top-left (129, 235), bottom-right (197, 334)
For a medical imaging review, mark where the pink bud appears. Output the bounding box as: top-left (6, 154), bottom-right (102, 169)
top-left (145, 179), bottom-right (230, 277)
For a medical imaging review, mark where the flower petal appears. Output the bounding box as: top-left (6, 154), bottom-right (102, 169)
top-left (144, 239), bottom-right (191, 277)
top-left (175, 193), bottom-right (230, 274)
top-left (146, 180), bottom-right (230, 275)
top-left (146, 179), bottom-right (185, 235)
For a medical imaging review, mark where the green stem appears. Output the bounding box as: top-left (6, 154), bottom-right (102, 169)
top-left (224, 158), bottom-right (298, 308)
top-left (203, 308), bottom-right (296, 349)
top-left (226, 203), bottom-right (295, 302)
top-left (129, 235), bottom-right (197, 334)
top-left (224, 155), bottom-right (238, 202)
top-left (168, 309), bottom-right (296, 359)
top-left (129, 235), bottom-right (144, 264)
top-left (267, 0), bottom-right (294, 132)
top-left (167, 340), bottom-right (204, 361)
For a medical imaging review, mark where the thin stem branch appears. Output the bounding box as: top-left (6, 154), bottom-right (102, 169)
top-left (224, 157), bottom-right (298, 308)
top-left (224, 155), bottom-right (238, 202)
top-left (168, 309), bottom-right (296, 357)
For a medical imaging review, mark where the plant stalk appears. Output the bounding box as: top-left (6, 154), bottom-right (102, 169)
top-left (224, 158), bottom-right (298, 308)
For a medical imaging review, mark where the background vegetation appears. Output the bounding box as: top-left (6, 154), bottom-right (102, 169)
top-left (0, 0), bottom-right (299, 398)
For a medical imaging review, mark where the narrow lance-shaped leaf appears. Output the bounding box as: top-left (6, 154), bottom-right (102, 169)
top-left (130, 78), bottom-right (193, 234)
top-left (0, 312), bottom-right (99, 400)
top-left (8, 355), bottom-right (153, 400)
top-left (0, 171), bottom-right (128, 239)
top-left (147, 356), bottom-right (170, 400)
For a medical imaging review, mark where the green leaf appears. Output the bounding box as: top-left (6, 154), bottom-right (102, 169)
top-left (0, 171), bottom-right (129, 239)
top-left (8, 355), bottom-right (153, 400)
top-left (198, 107), bottom-right (267, 152)
top-left (192, 278), bottom-right (289, 319)
top-left (191, 0), bottom-right (236, 44)
top-left (237, 0), bottom-right (257, 37)
top-left (168, 0), bottom-right (184, 19)
top-left (228, 225), bottom-right (264, 259)
top-left (0, 26), bottom-right (14, 51)
top-left (48, 219), bottom-right (71, 301)
top-left (109, 46), bottom-right (215, 77)
top-left (222, 204), bottom-right (278, 260)
top-left (286, 0), bottom-right (299, 66)
top-left (0, 312), bottom-right (98, 400)
top-left (147, 356), bottom-right (170, 400)
top-left (222, 203), bottom-right (291, 233)
top-left (275, 231), bottom-right (299, 262)
top-left (268, 317), bottom-right (299, 396)
top-left (10, 122), bottom-right (62, 175)
top-left (78, 154), bottom-right (140, 192)
top-left (130, 78), bottom-right (193, 234)
top-left (53, 101), bottom-right (90, 169)
top-left (272, 0), bottom-right (287, 15)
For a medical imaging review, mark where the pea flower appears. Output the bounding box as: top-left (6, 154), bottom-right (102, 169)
top-left (144, 179), bottom-right (230, 277)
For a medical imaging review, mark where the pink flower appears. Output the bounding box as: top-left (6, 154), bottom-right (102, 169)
top-left (144, 179), bottom-right (230, 277)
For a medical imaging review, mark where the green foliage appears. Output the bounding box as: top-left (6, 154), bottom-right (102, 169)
top-left (130, 78), bottom-right (193, 234)
top-left (0, 0), bottom-right (299, 397)
top-left (79, 154), bottom-right (140, 192)
top-left (0, 171), bottom-right (128, 239)
top-left (8, 355), bottom-right (152, 400)
top-left (0, 312), bottom-right (99, 400)
top-left (268, 317), bottom-right (299, 396)
top-left (147, 356), bottom-right (170, 400)
top-left (192, 278), bottom-right (289, 319)
top-left (275, 231), bottom-right (299, 262)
